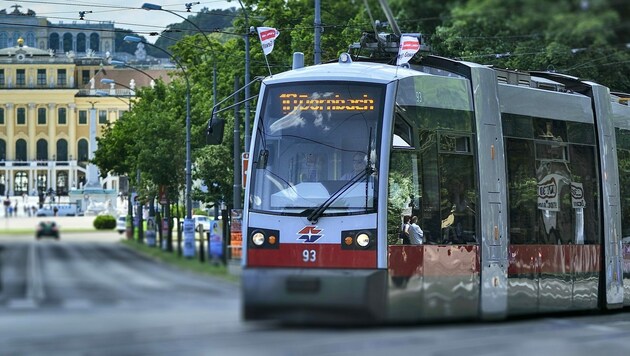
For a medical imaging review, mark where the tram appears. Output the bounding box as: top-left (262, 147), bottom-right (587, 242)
top-left (230, 38), bottom-right (630, 323)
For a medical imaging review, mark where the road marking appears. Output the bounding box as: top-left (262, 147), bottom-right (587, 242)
top-left (62, 299), bottom-right (91, 309)
top-left (27, 243), bottom-right (45, 303)
top-left (7, 299), bottom-right (38, 309)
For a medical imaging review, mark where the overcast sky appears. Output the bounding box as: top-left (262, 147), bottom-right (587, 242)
top-left (5, 1), bottom-right (235, 42)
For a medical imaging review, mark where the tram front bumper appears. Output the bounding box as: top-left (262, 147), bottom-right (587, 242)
top-left (242, 268), bottom-right (388, 324)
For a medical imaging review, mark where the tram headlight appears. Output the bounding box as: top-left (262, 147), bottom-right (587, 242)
top-left (356, 233), bottom-right (370, 247)
top-left (341, 229), bottom-right (376, 250)
top-left (248, 228), bottom-right (280, 249)
top-left (252, 231), bottom-right (265, 246)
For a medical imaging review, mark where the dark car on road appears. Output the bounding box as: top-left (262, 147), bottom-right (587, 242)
top-left (36, 221), bottom-right (59, 240)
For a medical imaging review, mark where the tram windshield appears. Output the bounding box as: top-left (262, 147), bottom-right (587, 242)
top-left (248, 81), bottom-right (384, 215)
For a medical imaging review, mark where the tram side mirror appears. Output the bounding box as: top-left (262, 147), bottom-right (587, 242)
top-left (206, 119), bottom-right (225, 145)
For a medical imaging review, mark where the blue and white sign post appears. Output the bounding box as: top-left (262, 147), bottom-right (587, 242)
top-left (183, 218), bottom-right (195, 257)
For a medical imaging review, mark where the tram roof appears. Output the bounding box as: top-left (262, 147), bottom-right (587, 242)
top-left (263, 60), bottom-right (423, 85)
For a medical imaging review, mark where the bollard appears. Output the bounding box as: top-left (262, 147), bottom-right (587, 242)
top-left (177, 221), bottom-right (182, 257)
top-left (199, 226), bottom-right (205, 263)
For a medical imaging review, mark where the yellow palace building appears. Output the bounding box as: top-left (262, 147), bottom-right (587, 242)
top-left (0, 5), bottom-right (171, 215)
top-left (0, 37), bottom-right (117, 198)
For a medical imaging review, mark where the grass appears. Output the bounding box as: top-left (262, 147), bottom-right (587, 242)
top-left (120, 239), bottom-right (240, 283)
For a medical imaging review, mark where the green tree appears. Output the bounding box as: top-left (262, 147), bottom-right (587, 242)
top-left (433, 0), bottom-right (630, 91)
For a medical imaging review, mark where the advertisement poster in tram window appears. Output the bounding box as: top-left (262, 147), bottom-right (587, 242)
top-left (230, 209), bottom-right (243, 259)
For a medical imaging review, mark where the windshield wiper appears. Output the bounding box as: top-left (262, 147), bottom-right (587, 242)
top-left (304, 166), bottom-right (374, 224)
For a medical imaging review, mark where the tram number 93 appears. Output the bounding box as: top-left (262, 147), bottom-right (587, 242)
top-left (302, 249), bottom-right (316, 262)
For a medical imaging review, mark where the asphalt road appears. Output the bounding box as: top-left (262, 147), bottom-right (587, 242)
top-left (1, 233), bottom-right (630, 355)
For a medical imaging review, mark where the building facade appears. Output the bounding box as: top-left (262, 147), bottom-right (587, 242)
top-left (0, 4), bottom-right (115, 57)
top-left (0, 6), bottom-right (174, 207)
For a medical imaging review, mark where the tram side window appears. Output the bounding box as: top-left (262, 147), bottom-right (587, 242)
top-left (616, 128), bottom-right (630, 243)
top-left (505, 138), bottom-right (537, 244)
top-left (569, 144), bottom-right (600, 245)
top-left (388, 116), bottom-right (419, 245)
top-left (388, 149), bottom-right (420, 245)
top-left (438, 134), bottom-right (476, 244)
top-left (504, 114), bottom-right (600, 245)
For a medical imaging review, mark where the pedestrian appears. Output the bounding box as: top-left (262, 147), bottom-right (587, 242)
top-left (409, 216), bottom-right (424, 245)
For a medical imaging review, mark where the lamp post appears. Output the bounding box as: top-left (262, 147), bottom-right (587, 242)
top-left (237, 0), bottom-right (252, 153)
top-left (98, 78), bottom-right (138, 241)
top-left (123, 35), bottom-right (192, 223)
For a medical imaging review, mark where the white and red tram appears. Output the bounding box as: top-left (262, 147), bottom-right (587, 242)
top-left (238, 51), bottom-right (630, 323)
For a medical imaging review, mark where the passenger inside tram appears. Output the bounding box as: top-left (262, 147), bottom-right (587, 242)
top-left (341, 152), bottom-right (367, 180)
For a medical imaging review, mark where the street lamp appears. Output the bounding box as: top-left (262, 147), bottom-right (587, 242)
top-left (98, 78), bottom-right (137, 241)
top-left (142, 2), bottom-right (252, 212)
top-left (123, 35), bottom-right (193, 222)
top-left (141, 3), bottom-right (217, 107)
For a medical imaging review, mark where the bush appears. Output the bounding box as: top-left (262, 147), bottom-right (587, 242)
top-left (93, 215), bottom-right (116, 230)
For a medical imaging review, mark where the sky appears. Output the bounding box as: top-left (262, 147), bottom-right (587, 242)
top-left (4, 1), bottom-right (236, 42)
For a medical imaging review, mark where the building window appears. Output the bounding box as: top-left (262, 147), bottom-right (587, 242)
top-left (16, 107), bottom-right (26, 125)
top-left (58, 107), bottom-right (67, 124)
top-left (12, 32), bottom-right (21, 46)
top-left (78, 139), bottom-right (89, 162)
top-left (49, 33), bottom-right (60, 51)
top-left (14, 171), bottom-right (28, 195)
top-left (15, 139), bottom-right (27, 161)
top-left (77, 33), bottom-right (86, 52)
top-left (63, 33), bottom-right (73, 53)
top-left (98, 110), bottom-right (107, 124)
top-left (0, 139), bottom-right (5, 160)
top-left (38, 107), bottom-right (46, 125)
top-left (57, 69), bottom-right (66, 86)
top-left (82, 70), bottom-right (90, 85)
top-left (90, 33), bottom-right (100, 52)
top-left (0, 69), bottom-right (4, 86)
top-left (37, 69), bottom-right (46, 86)
top-left (0, 108), bottom-right (4, 125)
top-left (36, 139), bottom-right (48, 160)
top-left (57, 139), bottom-right (68, 161)
top-left (78, 110), bottom-right (87, 124)
top-left (26, 32), bottom-right (35, 47)
top-left (16, 69), bottom-right (25, 87)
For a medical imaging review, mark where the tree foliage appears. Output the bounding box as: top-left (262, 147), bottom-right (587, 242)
top-left (96, 0), bottom-right (630, 211)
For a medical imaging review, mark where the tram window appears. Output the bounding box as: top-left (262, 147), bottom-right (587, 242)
top-left (412, 106), bottom-right (474, 132)
top-left (535, 142), bottom-right (567, 161)
top-left (569, 145), bottom-right (600, 245)
top-left (616, 128), bottom-right (630, 242)
top-left (393, 114), bottom-right (413, 148)
top-left (439, 134), bottom-right (471, 153)
top-left (438, 153), bottom-right (476, 244)
top-left (502, 114), bottom-right (534, 139)
top-left (534, 118), bottom-right (567, 142)
top-left (617, 128), bottom-right (630, 150)
top-left (505, 139), bottom-right (537, 244)
top-left (387, 149), bottom-right (421, 245)
top-left (567, 122), bottom-right (595, 145)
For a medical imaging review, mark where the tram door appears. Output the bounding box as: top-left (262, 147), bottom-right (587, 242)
top-left (387, 112), bottom-right (479, 320)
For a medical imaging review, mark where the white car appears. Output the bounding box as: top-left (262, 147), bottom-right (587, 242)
top-left (192, 215), bottom-right (211, 232)
top-left (36, 205), bottom-right (77, 217)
